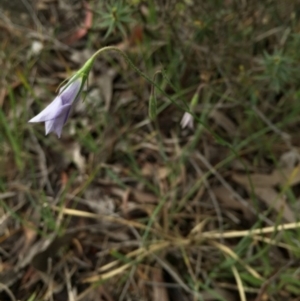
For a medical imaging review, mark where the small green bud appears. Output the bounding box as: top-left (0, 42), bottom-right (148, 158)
top-left (190, 91), bottom-right (199, 108)
top-left (149, 94), bottom-right (157, 120)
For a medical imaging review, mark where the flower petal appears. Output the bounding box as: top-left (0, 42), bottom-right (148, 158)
top-left (29, 96), bottom-right (71, 123)
top-left (59, 79), bottom-right (82, 105)
top-left (45, 113), bottom-right (67, 138)
top-left (29, 77), bottom-right (83, 137)
top-left (180, 112), bottom-right (194, 129)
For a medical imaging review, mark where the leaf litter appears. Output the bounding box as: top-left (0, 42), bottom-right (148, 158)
top-left (1, 1), bottom-right (300, 300)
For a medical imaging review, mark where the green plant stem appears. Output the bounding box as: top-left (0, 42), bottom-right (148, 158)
top-left (91, 46), bottom-right (157, 93)
top-left (90, 47), bottom-right (189, 113)
top-left (89, 46), bottom-right (242, 162)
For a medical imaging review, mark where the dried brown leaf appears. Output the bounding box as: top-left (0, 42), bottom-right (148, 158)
top-left (82, 187), bottom-right (116, 215)
top-left (210, 109), bottom-right (237, 135)
top-left (213, 186), bottom-right (254, 221)
top-left (232, 166), bottom-right (300, 188)
top-left (232, 173), bottom-right (296, 222)
top-left (253, 187), bottom-right (295, 222)
top-left (18, 223), bottom-right (38, 258)
top-left (279, 149), bottom-right (300, 169)
top-left (132, 189), bottom-right (157, 204)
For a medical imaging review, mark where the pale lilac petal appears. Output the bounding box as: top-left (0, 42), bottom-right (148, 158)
top-left (29, 96), bottom-right (71, 123)
top-left (45, 113), bottom-right (67, 137)
top-left (44, 105), bottom-right (72, 137)
top-left (59, 79), bottom-right (82, 105)
top-left (29, 78), bottom-right (83, 137)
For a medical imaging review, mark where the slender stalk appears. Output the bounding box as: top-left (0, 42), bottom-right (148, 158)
top-left (91, 46), bottom-right (155, 92)
top-left (88, 46), bottom-right (233, 153)
top-left (90, 46), bottom-right (190, 112)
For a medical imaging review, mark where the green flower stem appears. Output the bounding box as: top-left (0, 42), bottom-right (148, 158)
top-left (88, 46), bottom-right (234, 152)
top-left (92, 47), bottom-right (154, 91)
top-left (90, 46), bottom-right (187, 113)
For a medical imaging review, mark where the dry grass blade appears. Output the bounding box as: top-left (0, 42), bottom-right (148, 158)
top-left (231, 265), bottom-right (246, 301)
top-left (202, 221), bottom-right (300, 239)
top-left (82, 241), bottom-right (172, 283)
top-left (52, 205), bottom-right (148, 231)
top-left (96, 247), bottom-right (145, 274)
top-left (210, 241), bottom-right (263, 281)
top-left (82, 261), bottom-right (132, 283)
top-left (64, 265), bottom-right (75, 301)
top-left (189, 218), bottom-right (209, 236)
top-left (52, 206), bottom-right (176, 240)
top-left (253, 235), bottom-right (297, 251)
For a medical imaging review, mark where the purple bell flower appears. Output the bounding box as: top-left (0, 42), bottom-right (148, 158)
top-left (29, 78), bottom-right (82, 138)
top-left (180, 112), bottom-right (194, 130)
